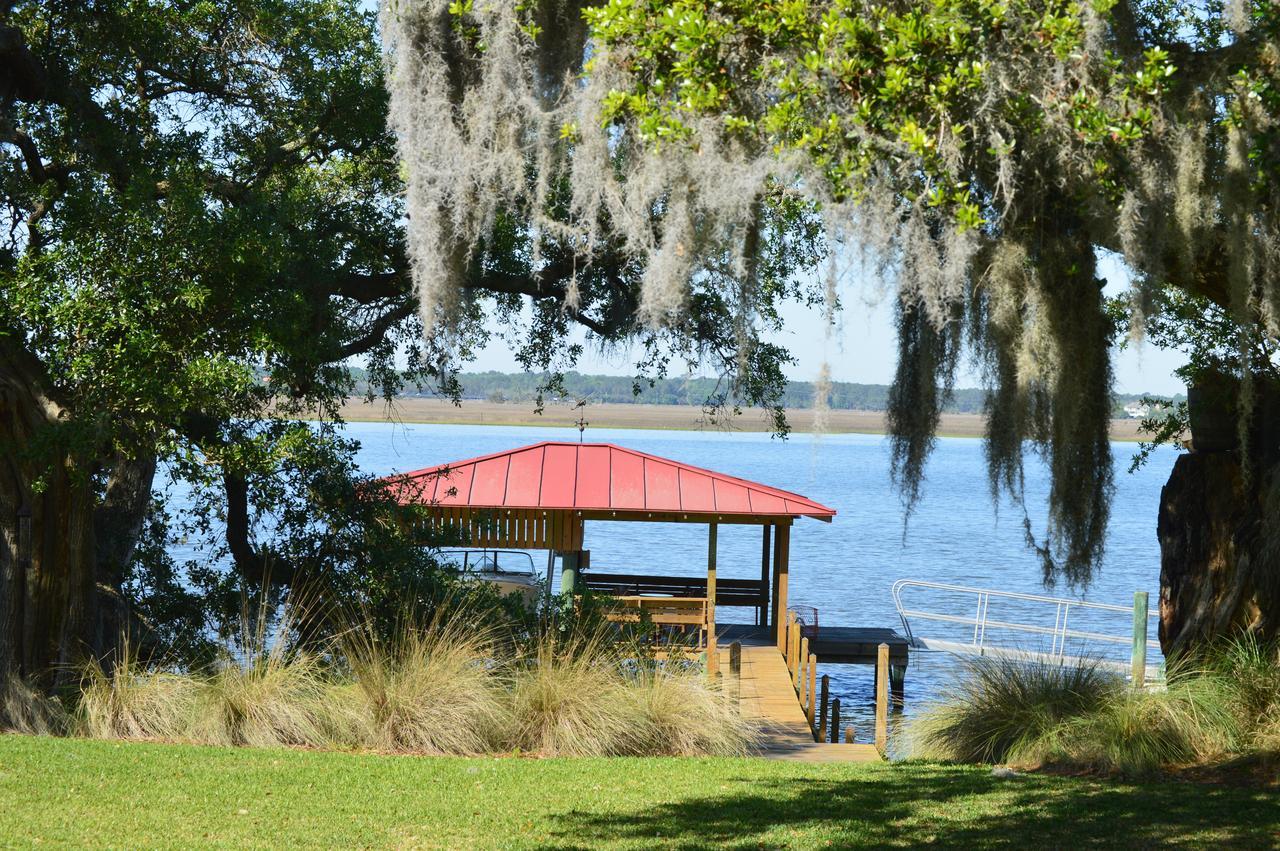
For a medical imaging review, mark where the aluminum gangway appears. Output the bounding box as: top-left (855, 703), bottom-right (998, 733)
top-left (891, 579), bottom-right (1163, 681)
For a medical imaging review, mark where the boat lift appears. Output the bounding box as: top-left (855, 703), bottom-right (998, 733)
top-left (891, 579), bottom-right (1164, 683)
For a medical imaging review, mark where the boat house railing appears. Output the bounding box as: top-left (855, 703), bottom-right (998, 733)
top-left (891, 579), bottom-right (1163, 681)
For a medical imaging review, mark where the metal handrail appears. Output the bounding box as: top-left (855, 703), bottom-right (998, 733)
top-left (892, 579), bottom-right (1161, 662)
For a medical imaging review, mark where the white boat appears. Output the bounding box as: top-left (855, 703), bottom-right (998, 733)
top-left (438, 549), bottom-right (541, 605)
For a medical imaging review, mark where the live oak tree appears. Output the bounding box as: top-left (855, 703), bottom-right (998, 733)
top-left (384, 0), bottom-right (1279, 650)
top-left (0, 0), bottom-right (815, 688)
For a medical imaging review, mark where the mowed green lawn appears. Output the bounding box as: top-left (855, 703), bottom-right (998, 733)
top-left (0, 735), bottom-right (1275, 849)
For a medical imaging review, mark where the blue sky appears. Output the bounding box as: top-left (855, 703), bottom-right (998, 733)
top-left (469, 251), bottom-right (1188, 397)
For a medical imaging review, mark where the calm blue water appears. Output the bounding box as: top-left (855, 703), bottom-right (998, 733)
top-left (346, 421), bottom-right (1176, 745)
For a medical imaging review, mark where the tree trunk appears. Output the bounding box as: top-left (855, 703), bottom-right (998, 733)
top-left (0, 338), bottom-right (99, 684)
top-left (1157, 374), bottom-right (1280, 656)
top-left (92, 453), bottom-right (156, 663)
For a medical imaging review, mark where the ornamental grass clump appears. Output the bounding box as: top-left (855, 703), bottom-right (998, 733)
top-left (505, 633), bottom-right (639, 756)
top-left (343, 614), bottom-right (509, 754)
top-left (623, 661), bottom-right (755, 757)
top-left (188, 600), bottom-right (341, 749)
top-left (0, 675), bottom-right (67, 736)
top-left (1032, 677), bottom-right (1236, 774)
top-left (907, 655), bottom-right (1118, 765)
top-left (77, 645), bottom-right (198, 741)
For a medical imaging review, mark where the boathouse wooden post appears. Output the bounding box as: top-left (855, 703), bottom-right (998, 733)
top-left (875, 642), bottom-right (889, 754)
top-left (1131, 591), bottom-right (1148, 689)
top-left (706, 522), bottom-right (718, 677)
top-left (818, 674), bottom-right (830, 741)
top-left (806, 653), bottom-right (817, 732)
top-left (759, 524), bottom-right (771, 629)
top-left (774, 522), bottom-right (790, 652)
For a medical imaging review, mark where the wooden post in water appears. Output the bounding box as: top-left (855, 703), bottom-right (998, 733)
top-left (844, 728), bottom-right (854, 744)
top-left (828, 698), bottom-right (841, 744)
top-left (791, 622), bottom-right (802, 690)
top-left (875, 642), bottom-right (889, 755)
top-left (759, 524), bottom-right (771, 629)
top-left (1131, 590), bottom-right (1149, 689)
top-left (806, 653), bottom-right (817, 733)
top-left (706, 522), bottom-right (718, 678)
top-left (728, 641), bottom-right (742, 704)
top-left (798, 636), bottom-right (808, 695)
top-left (818, 674), bottom-right (830, 741)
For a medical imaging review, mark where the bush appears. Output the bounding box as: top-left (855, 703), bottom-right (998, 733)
top-left (907, 643), bottom-right (1276, 774)
top-left (78, 647), bottom-right (198, 741)
top-left (907, 655), bottom-right (1118, 764)
top-left (58, 602), bottom-right (754, 758)
top-left (343, 614), bottom-right (509, 754)
top-left (623, 662), bottom-right (754, 756)
top-left (0, 675), bottom-right (68, 736)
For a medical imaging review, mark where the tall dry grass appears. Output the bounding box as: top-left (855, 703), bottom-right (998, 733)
top-left (0, 674), bottom-right (67, 735)
top-left (78, 643), bottom-right (197, 741)
top-left (907, 639), bottom-right (1280, 774)
top-left (343, 615), bottom-right (509, 754)
top-left (67, 603), bottom-right (755, 758)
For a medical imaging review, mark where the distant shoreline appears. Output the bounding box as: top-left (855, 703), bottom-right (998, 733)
top-left (336, 397), bottom-right (1148, 442)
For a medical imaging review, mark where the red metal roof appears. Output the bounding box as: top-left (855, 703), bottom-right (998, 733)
top-left (384, 441), bottom-right (836, 521)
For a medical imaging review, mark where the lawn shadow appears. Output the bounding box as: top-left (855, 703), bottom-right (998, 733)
top-left (547, 764), bottom-right (1280, 848)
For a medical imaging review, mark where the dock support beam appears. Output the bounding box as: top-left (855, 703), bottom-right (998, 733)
top-left (875, 643), bottom-right (889, 754)
top-left (773, 522), bottom-right (790, 652)
top-left (759, 524), bottom-right (771, 629)
top-left (706, 522), bottom-right (718, 677)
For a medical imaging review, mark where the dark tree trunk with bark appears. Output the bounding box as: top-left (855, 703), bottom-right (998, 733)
top-left (1158, 376), bottom-right (1280, 656)
top-left (0, 339), bottom-right (99, 685)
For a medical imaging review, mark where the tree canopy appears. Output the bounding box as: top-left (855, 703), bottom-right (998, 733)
top-left (385, 0), bottom-right (1280, 586)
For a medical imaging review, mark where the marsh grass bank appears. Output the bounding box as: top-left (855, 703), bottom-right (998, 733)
top-left (0, 735), bottom-right (1275, 848)
top-left (335, 398), bottom-right (1149, 441)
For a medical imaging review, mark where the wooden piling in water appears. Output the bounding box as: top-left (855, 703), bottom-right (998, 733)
top-left (806, 653), bottom-right (817, 731)
top-left (1131, 590), bottom-right (1148, 689)
top-left (818, 674), bottom-right (830, 741)
top-left (875, 642), bottom-right (889, 754)
top-left (844, 728), bottom-right (854, 744)
top-left (828, 698), bottom-right (841, 744)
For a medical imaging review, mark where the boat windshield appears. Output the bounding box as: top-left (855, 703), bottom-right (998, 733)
top-left (437, 549), bottom-right (536, 576)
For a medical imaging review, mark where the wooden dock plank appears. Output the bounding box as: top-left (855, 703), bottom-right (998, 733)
top-left (715, 626), bottom-right (882, 763)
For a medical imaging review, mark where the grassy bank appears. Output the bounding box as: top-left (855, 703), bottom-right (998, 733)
top-left (1, 735), bottom-right (1276, 848)
top-left (337, 397), bottom-right (1149, 441)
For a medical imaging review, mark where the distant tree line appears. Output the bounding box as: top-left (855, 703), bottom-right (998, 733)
top-left (352, 370), bottom-right (1180, 418)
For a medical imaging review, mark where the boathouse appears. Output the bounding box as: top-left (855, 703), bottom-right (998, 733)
top-left (384, 441), bottom-right (835, 663)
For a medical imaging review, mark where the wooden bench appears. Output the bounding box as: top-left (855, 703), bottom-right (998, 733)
top-left (601, 595), bottom-right (708, 648)
top-left (582, 572), bottom-right (768, 625)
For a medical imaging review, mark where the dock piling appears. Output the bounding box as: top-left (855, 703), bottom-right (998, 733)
top-left (1131, 591), bottom-right (1149, 689)
top-left (828, 698), bottom-right (841, 744)
top-left (875, 643), bottom-right (889, 755)
top-left (817, 674), bottom-right (830, 741)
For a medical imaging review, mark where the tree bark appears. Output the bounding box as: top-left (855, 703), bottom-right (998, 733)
top-left (0, 337), bottom-right (99, 683)
top-left (1157, 377), bottom-right (1280, 656)
top-left (92, 453), bottom-right (156, 662)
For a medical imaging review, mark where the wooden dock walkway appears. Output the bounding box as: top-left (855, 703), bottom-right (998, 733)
top-left (716, 626), bottom-right (881, 763)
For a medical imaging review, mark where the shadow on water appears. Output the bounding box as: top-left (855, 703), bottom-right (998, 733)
top-left (545, 765), bottom-right (1279, 848)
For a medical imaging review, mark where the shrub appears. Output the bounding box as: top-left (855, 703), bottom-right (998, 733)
top-left (623, 661), bottom-right (754, 756)
top-left (343, 614), bottom-right (509, 754)
top-left (907, 655), bottom-right (1118, 764)
top-left (505, 634), bottom-right (640, 756)
top-left (0, 675), bottom-right (67, 735)
top-left (78, 648), bottom-right (198, 741)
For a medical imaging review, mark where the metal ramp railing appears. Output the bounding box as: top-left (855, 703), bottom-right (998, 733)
top-left (891, 579), bottom-right (1163, 680)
